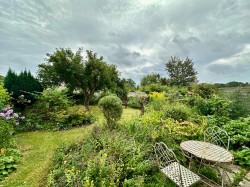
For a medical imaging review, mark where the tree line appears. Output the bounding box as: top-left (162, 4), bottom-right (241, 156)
top-left (3, 47), bottom-right (247, 110)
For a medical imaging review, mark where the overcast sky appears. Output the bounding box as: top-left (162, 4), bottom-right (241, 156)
top-left (0, 0), bottom-right (250, 84)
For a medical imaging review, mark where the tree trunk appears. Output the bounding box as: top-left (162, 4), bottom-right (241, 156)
top-left (84, 96), bottom-right (90, 111)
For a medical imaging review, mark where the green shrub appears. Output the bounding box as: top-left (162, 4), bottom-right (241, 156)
top-left (34, 87), bottom-right (72, 114)
top-left (0, 156), bottom-right (18, 180)
top-left (0, 119), bottom-right (13, 148)
top-left (140, 84), bottom-right (168, 93)
top-left (224, 90), bottom-right (249, 119)
top-left (195, 96), bottom-right (232, 117)
top-left (191, 83), bottom-right (217, 98)
top-left (53, 105), bottom-right (96, 130)
top-left (127, 96), bottom-right (141, 109)
top-left (98, 95), bottom-right (123, 129)
top-left (0, 84), bottom-right (11, 109)
top-left (47, 127), bottom-right (160, 186)
top-left (234, 147), bottom-right (250, 169)
top-left (163, 103), bottom-right (191, 122)
top-left (223, 117), bottom-right (250, 149)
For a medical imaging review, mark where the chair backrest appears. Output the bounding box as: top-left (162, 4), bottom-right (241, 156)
top-left (204, 126), bottom-right (230, 150)
top-left (154, 142), bottom-right (178, 169)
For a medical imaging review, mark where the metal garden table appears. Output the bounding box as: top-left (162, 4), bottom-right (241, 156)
top-left (180, 140), bottom-right (234, 187)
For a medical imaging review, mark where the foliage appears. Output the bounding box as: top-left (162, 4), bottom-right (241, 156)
top-left (148, 92), bottom-right (164, 100)
top-left (37, 48), bottom-right (84, 92)
top-left (140, 84), bottom-right (168, 93)
top-left (221, 89), bottom-right (250, 119)
top-left (190, 83), bottom-right (217, 99)
top-left (127, 96), bottom-right (141, 109)
top-left (165, 56), bottom-right (197, 86)
top-left (4, 69), bottom-right (43, 108)
top-left (0, 155), bottom-right (18, 181)
top-left (223, 118), bottom-right (250, 149)
top-left (38, 48), bottom-right (122, 110)
top-left (0, 107), bottom-right (25, 147)
top-left (52, 105), bottom-right (96, 130)
top-left (0, 84), bottom-right (11, 109)
top-left (34, 87), bottom-right (72, 114)
top-left (0, 119), bottom-right (13, 149)
top-left (47, 126), bottom-right (160, 187)
top-left (234, 147), bottom-right (250, 169)
top-left (231, 169), bottom-right (247, 187)
top-left (124, 78), bottom-right (136, 91)
top-left (98, 95), bottom-right (123, 129)
top-left (195, 96), bottom-right (232, 125)
top-left (140, 73), bottom-right (167, 86)
top-left (198, 166), bottom-right (219, 183)
top-left (163, 103), bottom-right (192, 122)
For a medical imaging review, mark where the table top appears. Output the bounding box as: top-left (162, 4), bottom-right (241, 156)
top-left (180, 140), bottom-right (233, 163)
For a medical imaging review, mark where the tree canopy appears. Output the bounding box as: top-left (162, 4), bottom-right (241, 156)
top-left (140, 73), bottom-right (167, 87)
top-left (165, 56), bottom-right (197, 86)
top-left (37, 48), bottom-right (122, 110)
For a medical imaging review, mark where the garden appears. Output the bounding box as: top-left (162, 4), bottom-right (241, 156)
top-left (0, 49), bottom-right (249, 187)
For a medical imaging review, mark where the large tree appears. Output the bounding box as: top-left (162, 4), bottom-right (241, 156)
top-left (37, 48), bottom-right (121, 110)
top-left (140, 73), bottom-right (167, 86)
top-left (165, 56), bottom-right (198, 86)
top-left (81, 50), bottom-right (120, 110)
top-left (37, 48), bottom-right (83, 92)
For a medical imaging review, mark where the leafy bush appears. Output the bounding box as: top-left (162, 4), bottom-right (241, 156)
top-left (34, 87), bottom-right (72, 114)
top-left (0, 148), bottom-right (21, 181)
top-left (127, 96), bottom-right (141, 109)
top-left (191, 83), bottom-right (217, 99)
top-left (0, 84), bottom-right (11, 109)
top-left (140, 84), bottom-right (168, 93)
top-left (163, 103), bottom-right (191, 122)
top-left (0, 155), bottom-right (19, 180)
top-left (47, 127), bottom-right (161, 186)
top-left (148, 92), bottom-right (164, 100)
top-left (234, 147), bottom-right (250, 169)
top-left (195, 96), bottom-right (232, 117)
top-left (0, 108), bottom-right (25, 147)
top-left (223, 90), bottom-right (249, 119)
top-left (0, 119), bottom-right (13, 148)
top-left (52, 105), bottom-right (96, 130)
top-left (223, 117), bottom-right (250, 149)
top-left (98, 95), bottom-right (123, 129)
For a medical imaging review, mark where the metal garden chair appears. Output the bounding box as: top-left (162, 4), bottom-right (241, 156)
top-left (200, 126), bottom-right (231, 186)
top-left (154, 142), bottom-right (201, 187)
top-left (204, 126), bottom-right (230, 150)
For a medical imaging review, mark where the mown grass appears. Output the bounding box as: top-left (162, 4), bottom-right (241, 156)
top-left (0, 106), bottom-right (139, 187)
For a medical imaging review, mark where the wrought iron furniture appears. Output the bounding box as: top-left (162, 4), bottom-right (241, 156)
top-left (154, 142), bottom-right (201, 187)
top-left (204, 126), bottom-right (230, 150)
top-left (180, 140), bottom-right (233, 187)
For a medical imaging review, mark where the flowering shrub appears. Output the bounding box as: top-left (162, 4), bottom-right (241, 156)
top-left (148, 92), bottom-right (164, 100)
top-left (0, 107), bottom-right (25, 127)
top-left (0, 107), bottom-right (25, 148)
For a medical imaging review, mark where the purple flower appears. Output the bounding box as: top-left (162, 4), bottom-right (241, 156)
top-left (0, 113), bottom-right (5, 117)
top-left (15, 122), bottom-right (19, 126)
top-left (13, 113), bottom-right (19, 118)
top-left (6, 109), bottom-right (13, 115)
top-left (20, 116), bottom-right (25, 120)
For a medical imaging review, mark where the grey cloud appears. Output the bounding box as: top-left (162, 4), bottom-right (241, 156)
top-left (0, 0), bottom-right (250, 83)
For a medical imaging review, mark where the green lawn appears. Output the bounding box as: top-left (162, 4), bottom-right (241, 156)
top-left (0, 106), bottom-right (139, 187)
